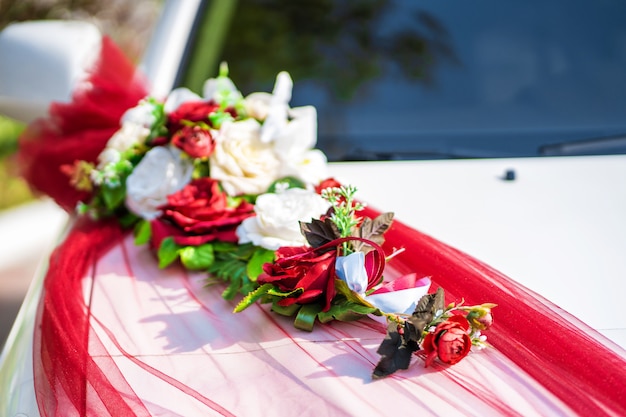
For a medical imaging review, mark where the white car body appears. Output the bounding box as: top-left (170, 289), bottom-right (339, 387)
top-left (1, 1), bottom-right (625, 414)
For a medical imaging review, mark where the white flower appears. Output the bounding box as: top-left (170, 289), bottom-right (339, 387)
top-left (209, 119), bottom-right (281, 196)
top-left (273, 106), bottom-right (318, 157)
top-left (102, 122), bottom-right (150, 157)
top-left (236, 187), bottom-right (331, 250)
top-left (96, 148), bottom-right (121, 169)
top-left (242, 73), bottom-right (327, 188)
top-left (279, 148), bottom-right (328, 186)
top-left (121, 100), bottom-right (159, 128)
top-left (244, 92), bottom-right (272, 121)
top-left (366, 282), bottom-right (430, 315)
top-left (272, 106), bottom-right (327, 185)
top-left (259, 71), bottom-right (292, 143)
top-left (335, 252), bottom-right (369, 295)
top-left (203, 73), bottom-right (243, 107)
top-left (125, 146), bottom-right (193, 220)
top-left (94, 121), bottom-right (151, 183)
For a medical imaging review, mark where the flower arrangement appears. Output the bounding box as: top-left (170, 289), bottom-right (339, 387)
top-left (65, 64), bottom-right (495, 378)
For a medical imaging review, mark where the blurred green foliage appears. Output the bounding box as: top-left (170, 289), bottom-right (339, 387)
top-left (0, 116), bottom-right (22, 158)
top-left (0, 116), bottom-right (31, 209)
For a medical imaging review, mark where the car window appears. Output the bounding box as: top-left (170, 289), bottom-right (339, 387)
top-left (182, 0), bottom-right (626, 161)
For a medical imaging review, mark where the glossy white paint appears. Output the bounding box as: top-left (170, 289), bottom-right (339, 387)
top-left (0, 268), bottom-right (44, 417)
top-left (329, 155), bottom-right (626, 349)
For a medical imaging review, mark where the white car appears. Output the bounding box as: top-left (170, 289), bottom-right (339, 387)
top-left (1, 1), bottom-right (625, 415)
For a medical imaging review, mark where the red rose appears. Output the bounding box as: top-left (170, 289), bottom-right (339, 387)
top-left (168, 100), bottom-right (220, 132)
top-left (257, 246), bottom-right (338, 310)
top-left (167, 100), bottom-right (238, 134)
top-left (171, 125), bottom-right (215, 158)
top-left (315, 177), bottom-right (342, 195)
top-left (422, 315), bottom-right (472, 367)
top-left (151, 178), bottom-right (254, 247)
top-left (257, 237), bottom-right (385, 311)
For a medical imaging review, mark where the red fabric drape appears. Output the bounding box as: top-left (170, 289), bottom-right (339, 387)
top-left (33, 207), bottom-right (626, 416)
top-left (33, 219), bottom-right (151, 416)
top-left (17, 36), bottom-right (148, 212)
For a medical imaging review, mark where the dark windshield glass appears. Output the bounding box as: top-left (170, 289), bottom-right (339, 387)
top-left (213, 0), bottom-right (626, 161)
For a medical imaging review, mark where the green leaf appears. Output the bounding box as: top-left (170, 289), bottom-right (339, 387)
top-left (233, 283), bottom-right (274, 313)
top-left (193, 159), bottom-right (211, 178)
top-left (157, 237), bottom-right (181, 269)
top-left (294, 303), bottom-right (323, 331)
top-left (101, 184), bottom-right (126, 211)
top-left (209, 109), bottom-right (234, 128)
top-left (267, 287), bottom-right (303, 298)
top-left (239, 277), bottom-right (257, 296)
top-left (267, 176), bottom-right (306, 193)
top-left (212, 241), bottom-right (238, 252)
top-left (180, 244), bottom-right (215, 270)
top-left (147, 99), bottom-right (168, 141)
top-left (318, 301), bottom-right (377, 323)
top-left (134, 220), bottom-right (152, 246)
top-left (207, 243), bottom-right (265, 298)
top-left (221, 273), bottom-right (242, 300)
top-left (271, 303), bottom-right (301, 317)
top-left (246, 248), bottom-right (275, 281)
top-left (318, 280), bottom-right (380, 323)
top-left (118, 212), bottom-right (139, 229)
top-left (334, 279), bottom-right (376, 308)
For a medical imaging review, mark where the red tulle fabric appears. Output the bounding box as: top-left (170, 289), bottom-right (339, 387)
top-left (22, 36), bottom-right (626, 416)
top-left (17, 37), bottom-right (148, 212)
top-left (21, 36), bottom-right (149, 415)
top-left (33, 219), bottom-right (151, 416)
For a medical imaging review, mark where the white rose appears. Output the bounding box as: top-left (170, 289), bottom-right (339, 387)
top-left (209, 119), bottom-right (281, 196)
top-left (125, 146), bottom-right (193, 220)
top-left (237, 188), bottom-right (331, 250)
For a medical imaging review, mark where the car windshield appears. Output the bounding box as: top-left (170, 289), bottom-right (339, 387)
top-left (180, 0), bottom-right (626, 161)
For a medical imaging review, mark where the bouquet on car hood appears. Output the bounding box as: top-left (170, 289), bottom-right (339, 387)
top-left (65, 63), bottom-right (494, 377)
